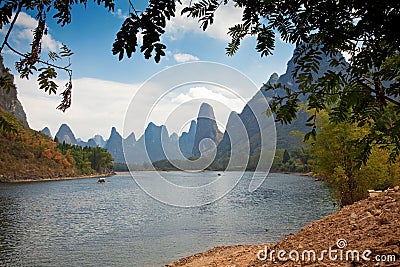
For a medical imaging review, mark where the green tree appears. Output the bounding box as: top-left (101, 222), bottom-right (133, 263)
top-left (309, 110), bottom-right (400, 206)
top-left (87, 146), bottom-right (114, 173)
top-left (282, 149), bottom-right (290, 164)
top-left (56, 143), bottom-right (114, 175)
top-left (291, 147), bottom-right (311, 167)
top-left (0, 112), bottom-right (17, 134)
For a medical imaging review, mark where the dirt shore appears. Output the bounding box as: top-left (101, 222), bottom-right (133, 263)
top-left (166, 188), bottom-right (400, 267)
top-left (0, 172), bottom-right (115, 183)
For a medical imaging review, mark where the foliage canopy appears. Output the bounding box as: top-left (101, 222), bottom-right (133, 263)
top-left (309, 110), bottom-right (400, 206)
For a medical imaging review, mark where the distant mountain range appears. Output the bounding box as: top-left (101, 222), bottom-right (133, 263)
top-left (264, 47), bottom-right (348, 150)
top-left (49, 119), bottom-right (199, 165)
top-left (43, 47), bottom-right (347, 167)
top-left (46, 95), bottom-right (302, 166)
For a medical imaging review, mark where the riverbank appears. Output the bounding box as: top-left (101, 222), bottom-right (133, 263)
top-left (271, 171), bottom-right (314, 177)
top-left (0, 172), bottom-right (115, 183)
top-left (166, 187), bottom-right (400, 266)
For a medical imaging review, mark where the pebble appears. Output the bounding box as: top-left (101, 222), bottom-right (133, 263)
top-left (350, 212), bottom-right (358, 220)
top-left (371, 209), bottom-right (382, 216)
top-left (360, 212), bottom-right (375, 223)
top-left (365, 211), bottom-right (372, 217)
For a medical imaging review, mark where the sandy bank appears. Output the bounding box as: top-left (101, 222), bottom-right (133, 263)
top-left (166, 188), bottom-right (400, 266)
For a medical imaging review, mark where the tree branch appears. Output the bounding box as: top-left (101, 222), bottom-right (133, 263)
top-left (5, 43), bottom-right (72, 75)
top-left (383, 94), bottom-right (400, 107)
top-left (128, 0), bottom-right (140, 16)
top-left (358, 80), bottom-right (400, 107)
top-left (0, 2), bottom-right (23, 53)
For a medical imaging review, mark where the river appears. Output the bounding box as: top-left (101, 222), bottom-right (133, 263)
top-left (0, 172), bottom-right (336, 266)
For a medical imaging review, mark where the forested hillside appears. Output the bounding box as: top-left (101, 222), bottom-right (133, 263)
top-left (0, 107), bottom-right (76, 181)
top-left (1, 56), bottom-right (114, 182)
top-left (0, 107), bottom-right (114, 182)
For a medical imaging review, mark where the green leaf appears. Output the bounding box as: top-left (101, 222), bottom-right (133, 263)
top-left (60, 44), bottom-right (74, 57)
top-left (48, 51), bottom-right (61, 61)
top-left (38, 67), bottom-right (58, 95)
top-left (0, 113), bottom-right (17, 135)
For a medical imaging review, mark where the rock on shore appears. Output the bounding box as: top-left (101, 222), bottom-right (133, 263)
top-left (166, 189), bottom-right (400, 266)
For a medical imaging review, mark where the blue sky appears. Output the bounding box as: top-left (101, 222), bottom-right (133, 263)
top-left (1, 1), bottom-right (295, 140)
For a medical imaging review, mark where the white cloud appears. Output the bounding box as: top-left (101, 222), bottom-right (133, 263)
top-left (113, 8), bottom-right (128, 20)
top-left (11, 12), bottom-right (62, 51)
top-left (146, 85), bottom-right (249, 134)
top-left (165, 0), bottom-right (243, 42)
top-left (172, 86), bottom-right (245, 111)
top-left (173, 53), bottom-right (199, 63)
top-left (15, 77), bottom-right (140, 140)
top-left (342, 51), bottom-right (352, 63)
top-left (15, 12), bottom-right (37, 28)
top-left (341, 41), bottom-right (363, 64)
top-left (42, 35), bottom-right (61, 51)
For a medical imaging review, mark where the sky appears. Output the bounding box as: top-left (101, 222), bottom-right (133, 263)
top-left (1, 0), bottom-right (295, 141)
